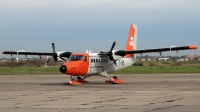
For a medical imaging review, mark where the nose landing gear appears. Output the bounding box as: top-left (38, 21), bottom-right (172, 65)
top-left (68, 76), bottom-right (89, 85)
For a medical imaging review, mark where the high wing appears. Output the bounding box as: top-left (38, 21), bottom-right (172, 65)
top-left (98, 41), bottom-right (197, 65)
top-left (2, 41), bottom-right (72, 64)
top-left (115, 45), bottom-right (197, 56)
top-left (2, 51), bottom-right (72, 58)
top-left (2, 51), bottom-right (53, 56)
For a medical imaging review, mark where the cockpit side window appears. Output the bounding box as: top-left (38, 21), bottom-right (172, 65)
top-left (83, 56), bottom-right (87, 62)
top-left (68, 55), bottom-right (83, 61)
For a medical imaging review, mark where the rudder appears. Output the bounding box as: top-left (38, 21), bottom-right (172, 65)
top-left (125, 24), bottom-right (137, 58)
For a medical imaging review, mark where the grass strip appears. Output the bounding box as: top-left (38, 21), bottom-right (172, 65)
top-left (114, 66), bottom-right (200, 74)
top-left (0, 67), bottom-right (60, 75)
top-left (0, 65), bottom-right (200, 75)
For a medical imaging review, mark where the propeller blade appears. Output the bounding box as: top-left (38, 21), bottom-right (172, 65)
top-left (113, 60), bottom-right (117, 65)
top-left (109, 55), bottom-right (116, 65)
top-left (51, 41), bottom-right (59, 62)
top-left (53, 56), bottom-right (58, 62)
top-left (107, 41), bottom-right (117, 65)
top-left (46, 56), bottom-right (53, 64)
top-left (52, 41), bottom-right (55, 53)
top-left (110, 41), bottom-right (116, 52)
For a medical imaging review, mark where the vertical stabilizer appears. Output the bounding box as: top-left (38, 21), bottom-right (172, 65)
top-left (125, 24), bottom-right (137, 58)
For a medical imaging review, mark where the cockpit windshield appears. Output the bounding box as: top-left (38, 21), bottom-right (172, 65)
top-left (68, 55), bottom-right (83, 61)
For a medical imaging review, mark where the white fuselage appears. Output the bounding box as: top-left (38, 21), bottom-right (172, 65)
top-left (86, 52), bottom-right (136, 77)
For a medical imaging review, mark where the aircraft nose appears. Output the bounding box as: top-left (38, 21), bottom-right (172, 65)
top-left (60, 65), bottom-right (67, 73)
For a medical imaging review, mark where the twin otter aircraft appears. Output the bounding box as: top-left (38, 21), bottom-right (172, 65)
top-left (2, 24), bottom-right (197, 85)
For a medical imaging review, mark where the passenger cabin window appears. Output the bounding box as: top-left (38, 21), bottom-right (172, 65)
top-left (101, 58), bottom-right (104, 62)
top-left (68, 55), bottom-right (83, 61)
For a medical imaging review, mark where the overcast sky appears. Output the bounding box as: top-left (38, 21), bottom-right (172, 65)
top-left (0, 0), bottom-right (199, 58)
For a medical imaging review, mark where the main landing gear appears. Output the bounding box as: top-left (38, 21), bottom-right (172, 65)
top-left (105, 76), bottom-right (125, 84)
top-left (68, 76), bottom-right (124, 85)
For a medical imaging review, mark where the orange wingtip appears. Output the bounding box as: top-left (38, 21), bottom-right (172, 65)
top-left (189, 45), bottom-right (197, 49)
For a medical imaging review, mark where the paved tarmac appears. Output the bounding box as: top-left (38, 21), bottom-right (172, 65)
top-left (0, 74), bottom-right (200, 112)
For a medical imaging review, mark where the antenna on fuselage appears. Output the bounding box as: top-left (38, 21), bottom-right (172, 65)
top-left (89, 49), bottom-right (93, 53)
top-left (86, 49), bottom-right (89, 53)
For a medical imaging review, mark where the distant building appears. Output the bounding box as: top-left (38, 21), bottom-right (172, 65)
top-left (183, 54), bottom-right (199, 60)
top-left (177, 59), bottom-right (185, 62)
top-left (137, 55), bottom-right (157, 61)
top-left (158, 58), bottom-right (169, 61)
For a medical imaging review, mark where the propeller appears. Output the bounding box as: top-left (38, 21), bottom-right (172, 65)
top-left (52, 41), bottom-right (58, 61)
top-left (46, 41), bottom-right (58, 64)
top-left (107, 41), bottom-right (117, 65)
top-left (46, 41), bottom-right (72, 64)
top-left (98, 41), bottom-right (117, 65)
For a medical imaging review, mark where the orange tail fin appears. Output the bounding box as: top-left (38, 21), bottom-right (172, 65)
top-left (125, 24), bottom-right (137, 58)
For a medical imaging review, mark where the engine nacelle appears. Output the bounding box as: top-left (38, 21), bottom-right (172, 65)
top-left (46, 51), bottom-right (72, 62)
top-left (112, 50), bottom-right (124, 61)
top-left (59, 52), bottom-right (72, 58)
top-left (52, 57), bottom-right (66, 62)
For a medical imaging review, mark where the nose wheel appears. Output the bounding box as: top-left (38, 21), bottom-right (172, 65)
top-left (68, 76), bottom-right (89, 85)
